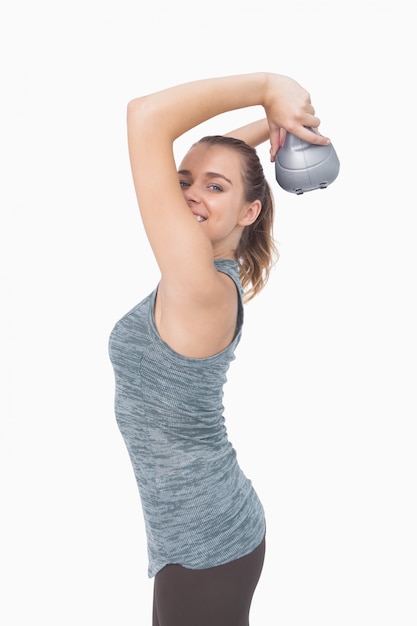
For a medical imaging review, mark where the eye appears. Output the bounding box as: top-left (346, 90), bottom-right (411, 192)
top-left (208, 183), bottom-right (223, 192)
top-left (179, 180), bottom-right (190, 188)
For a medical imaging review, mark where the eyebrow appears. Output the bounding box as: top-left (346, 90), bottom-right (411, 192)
top-left (177, 170), bottom-right (233, 185)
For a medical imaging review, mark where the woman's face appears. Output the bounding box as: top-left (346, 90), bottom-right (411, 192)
top-left (178, 143), bottom-right (259, 256)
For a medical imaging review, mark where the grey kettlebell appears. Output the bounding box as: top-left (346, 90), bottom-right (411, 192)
top-left (275, 128), bottom-right (340, 194)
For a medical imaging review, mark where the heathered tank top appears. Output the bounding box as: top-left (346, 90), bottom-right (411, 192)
top-left (108, 258), bottom-right (265, 577)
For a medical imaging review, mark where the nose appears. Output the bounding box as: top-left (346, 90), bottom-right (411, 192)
top-left (183, 184), bottom-right (201, 205)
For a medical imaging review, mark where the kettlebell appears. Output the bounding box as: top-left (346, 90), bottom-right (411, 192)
top-left (275, 128), bottom-right (340, 194)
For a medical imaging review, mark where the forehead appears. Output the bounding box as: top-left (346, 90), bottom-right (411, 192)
top-left (179, 143), bottom-right (243, 177)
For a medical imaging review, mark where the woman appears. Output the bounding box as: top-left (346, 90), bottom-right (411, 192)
top-left (109, 73), bottom-right (330, 625)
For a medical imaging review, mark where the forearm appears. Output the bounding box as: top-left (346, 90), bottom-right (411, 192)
top-left (224, 119), bottom-right (270, 147)
top-left (127, 72), bottom-right (330, 158)
top-left (128, 73), bottom-right (269, 142)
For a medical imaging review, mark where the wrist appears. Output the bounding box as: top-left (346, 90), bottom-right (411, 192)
top-left (262, 72), bottom-right (289, 109)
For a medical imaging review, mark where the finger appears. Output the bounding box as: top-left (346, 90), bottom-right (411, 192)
top-left (269, 128), bottom-right (287, 161)
top-left (268, 125), bottom-right (281, 161)
top-left (302, 113), bottom-right (321, 130)
top-left (297, 124), bottom-right (331, 145)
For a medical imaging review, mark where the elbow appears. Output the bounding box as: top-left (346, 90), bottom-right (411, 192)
top-left (126, 96), bottom-right (157, 133)
top-left (127, 95), bottom-right (174, 142)
top-left (127, 96), bottom-right (147, 120)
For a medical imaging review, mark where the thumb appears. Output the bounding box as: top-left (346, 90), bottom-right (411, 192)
top-left (269, 127), bottom-right (286, 162)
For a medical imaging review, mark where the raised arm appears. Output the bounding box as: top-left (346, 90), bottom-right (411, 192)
top-left (127, 72), bottom-right (327, 279)
top-left (126, 73), bottom-right (329, 357)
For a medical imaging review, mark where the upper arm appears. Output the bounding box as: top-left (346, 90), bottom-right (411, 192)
top-left (127, 98), bottom-right (238, 356)
top-left (127, 98), bottom-right (216, 293)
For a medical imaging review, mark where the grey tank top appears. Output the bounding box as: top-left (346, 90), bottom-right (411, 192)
top-left (109, 259), bottom-right (265, 577)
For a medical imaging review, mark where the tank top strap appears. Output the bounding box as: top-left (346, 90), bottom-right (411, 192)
top-left (213, 258), bottom-right (244, 335)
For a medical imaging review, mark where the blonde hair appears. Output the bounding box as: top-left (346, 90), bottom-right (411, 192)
top-left (196, 135), bottom-right (278, 301)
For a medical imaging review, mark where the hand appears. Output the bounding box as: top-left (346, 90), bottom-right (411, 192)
top-left (264, 74), bottom-right (330, 161)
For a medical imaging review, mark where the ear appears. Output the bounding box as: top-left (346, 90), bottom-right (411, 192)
top-left (238, 200), bottom-right (262, 227)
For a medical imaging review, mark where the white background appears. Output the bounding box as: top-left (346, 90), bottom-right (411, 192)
top-left (1, 0), bottom-right (416, 624)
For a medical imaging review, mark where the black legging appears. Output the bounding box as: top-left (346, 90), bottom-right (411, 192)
top-left (152, 536), bottom-right (265, 626)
